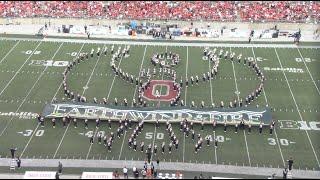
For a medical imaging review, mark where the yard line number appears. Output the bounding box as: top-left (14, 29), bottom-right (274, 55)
top-left (268, 138), bottom-right (291, 146)
top-left (145, 132), bottom-right (164, 140)
top-left (23, 129), bottom-right (44, 137)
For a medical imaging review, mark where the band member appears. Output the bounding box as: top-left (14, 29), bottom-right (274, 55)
top-left (89, 134), bottom-right (94, 144)
top-left (133, 140), bottom-right (137, 151)
top-left (62, 117), bottom-right (66, 128)
top-left (235, 123), bottom-right (238, 133)
top-left (97, 133), bottom-right (102, 144)
top-left (52, 118), bottom-right (56, 128)
top-left (192, 130), bottom-right (195, 140)
top-left (269, 124), bottom-right (274, 135)
top-left (97, 47), bottom-right (100, 56)
top-left (248, 123), bottom-right (252, 134)
top-left (161, 142), bottom-right (165, 154)
top-left (224, 121), bottom-right (227, 132)
top-left (96, 118), bottom-right (100, 128)
top-left (154, 144), bottom-right (158, 155)
top-left (73, 118), bottom-right (77, 128)
top-left (114, 98), bottom-right (118, 106)
top-left (104, 46), bottom-right (108, 56)
top-left (140, 142), bottom-right (145, 152)
top-left (201, 120), bottom-right (204, 131)
top-left (103, 136), bottom-right (107, 146)
top-left (259, 122), bottom-right (263, 134)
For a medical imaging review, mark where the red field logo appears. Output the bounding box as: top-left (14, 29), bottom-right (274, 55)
top-left (142, 80), bottom-right (179, 101)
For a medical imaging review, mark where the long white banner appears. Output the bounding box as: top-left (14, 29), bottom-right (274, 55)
top-left (43, 103), bottom-right (272, 126)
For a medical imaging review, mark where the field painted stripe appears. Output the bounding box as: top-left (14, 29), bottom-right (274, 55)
top-left (0, 41), bottom-right (42, 98)
top-left (150, 125), bottom-right (157, 161)
top-left (230, 47), bottom-right (251, 167)
top-left (274, 48), bottom-right (320, 168)
top-left (19, 43), bottom-right (65, 158)
top-left (207, 47), bottom-right (217, 164)
top-left (182, 46), bottom-right (189, 163)
top-left (106, 45), bottom-right (125, 100)
top-left (184, 46), bottom-right (189, 103)
top-left (151, 46), bottom-right (167, 161)
top-left (82, 45), bottom-right (105, 96)
top-left (118, 45), bottom-right (148, 160)
top-left (81, 45), bottom-right (106, 160)
top-left (0, 40), bottom-right (20, 64)
top-left (296, 47), bottom-right (320, 96)
top-left (4, 36), bottom-right (318, 49)
top-left (52, 44), bottom-right (85, 159)
top-left (251, 47), bottom-right (285, 167)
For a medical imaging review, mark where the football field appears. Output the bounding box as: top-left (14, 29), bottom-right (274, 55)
top-left (0, 37), bottom-right (319, 173)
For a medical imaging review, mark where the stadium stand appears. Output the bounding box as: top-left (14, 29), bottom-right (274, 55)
top-left (0, 1), bottom-right (319, 22)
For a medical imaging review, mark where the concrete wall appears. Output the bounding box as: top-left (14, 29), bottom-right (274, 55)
top-left (0, 17), bottom-right (319, 31)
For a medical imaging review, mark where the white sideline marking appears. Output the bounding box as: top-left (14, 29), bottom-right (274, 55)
top-left (296, 48), bottom-right (320, 96)
top-left (0, 40), bottom-right (20, 64)
top-left (251, 47), bottom-right (285, 167)
top-left (0, 41), bottom-right (42, 98)
top-left (230, 47), bottom-right (251, 166)
top-left (118, 45), bottom-right (148, 160)
top-left (274, 48), bottom-right (320, 168)
top-left (52, 44), bottom-right (85, 159)
top-left (3, 37), bottom-right (320, 49)
top-left (20, 43), bottom-right (65, 157)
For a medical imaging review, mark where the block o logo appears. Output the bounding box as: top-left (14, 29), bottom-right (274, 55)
top-left (142, 80), bottom-right (179, 101)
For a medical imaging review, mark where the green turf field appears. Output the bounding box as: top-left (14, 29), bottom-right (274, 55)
top-left (0, 38), bottom-right (319, 172)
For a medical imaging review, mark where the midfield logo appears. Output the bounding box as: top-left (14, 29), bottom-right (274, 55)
top-left (43, 103), bottom-right (272, 126)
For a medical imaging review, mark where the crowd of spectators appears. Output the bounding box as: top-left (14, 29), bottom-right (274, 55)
top-left (0, 1), bottom-right (319, 23)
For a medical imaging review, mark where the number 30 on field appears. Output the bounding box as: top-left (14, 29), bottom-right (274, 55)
top-left (267, 138), bottom-right (290, 146)
top-left (23, 129), bottom-right (44, 137)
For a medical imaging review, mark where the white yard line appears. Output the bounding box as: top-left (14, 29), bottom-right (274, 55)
top-left (106, 45), bottom-right (124, 100)
top-left (230, 47), bottom-right (251, 167)
top-left (118, 45), bottom-right (148, 160)
top-left (4, 36), bottom-right (319, 49)
top-left (274, 48), bottom-right (320, 168)
top-left (82, 45), bottom-right (105, 96)
top-left (207, 47), bottom-right (216, 164)
top-left (151, 46), bottom-right (167, 161)
top-left (150, 125), bottom-right (157, 162)
top-left (0, 40), bottom-right (20, 64)
top-left (86, 129), bottom-right (98, 160)
top-left (208, 49), bottom-right (214, 104)
top-left (53, 123), bottom-right (71, 159)
top-left (19, 42), bottom-right (65, 158)
top-left (52, 44), bottom-right (85, 159)
top-left (251, 47), bottom-right (285, 167)
top-left (184, 46), bottom-right (189, 103)
top-left (0, 41), bottom-right (42, 98)
top-left (296, 47), bottom-right (320, 96)
top-left (83, 45), bottom-right (106, 160)
top-left (182, 46), bottom-right (189, 163)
